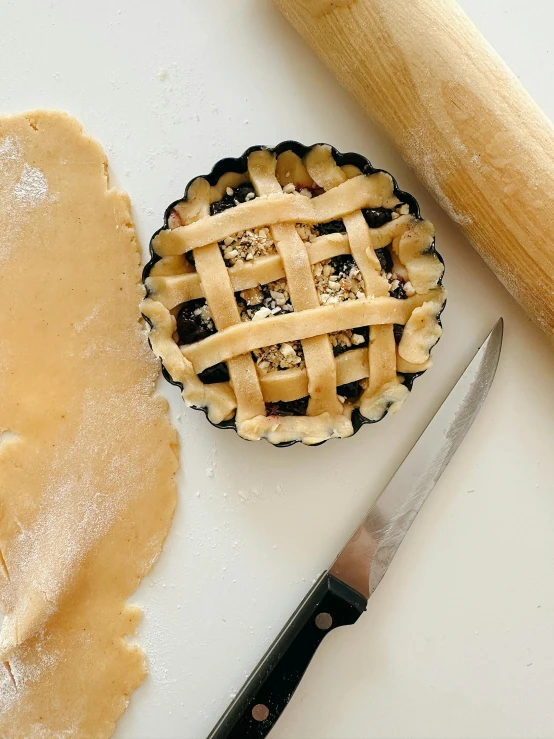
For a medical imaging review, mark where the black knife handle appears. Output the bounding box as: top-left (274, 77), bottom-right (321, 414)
top-left (206, 572), bottom-right (367, 739)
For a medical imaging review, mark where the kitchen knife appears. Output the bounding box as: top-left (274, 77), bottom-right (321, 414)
top-left (207, 318), bottom-right (503, 739)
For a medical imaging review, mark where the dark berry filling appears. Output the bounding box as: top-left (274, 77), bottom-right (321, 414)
top-left (393, 324), bottom-right (404, 344)
top-left (265, 397), bottom-right (309, 417)
top-left (210, 183), bottom-right (256, 215)
top-left (198, 362), bottom-right (229, 384)
top-left (328, 254), bottom-right (356, 275)
top-left (305, 185), bottom-right (325, 197)
top-left (375, 246), bottom-right (394, 273)
top-left (362, 207), bottom-right (393, 229)
top-left (337, 381), bottom-right (363, 400)
top-left (210, 196), bottom-right (236, 216)
top-left (235, 280), bottom-right (294, 321)
top-left (315, 219), bottom-right (346, 236)
top-left (390, 283), bottom-right (407, 300)
top-left (176, 298), bottom-right (216, 345)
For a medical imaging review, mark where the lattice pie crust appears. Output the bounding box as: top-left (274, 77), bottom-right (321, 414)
top-left (142, 144), bottom-right (445, 445)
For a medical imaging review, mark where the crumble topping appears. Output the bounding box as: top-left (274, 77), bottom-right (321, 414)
top-left (282, 179), bottom-right (313, 198)
top-left (220, 226), bottom-right (277, 266)
top-left (295, 223), bottom-right (319, 243)
top-left (238, 278), bottom-right (294, 319)
top-left (254, 341), bottom-right (305, 373)
top-left (288, 183), bottom-right (321, 243)
top-left (313, 255), bottom-right (365, 305)
top-left (313, 254), bottom-right (368, 356)
top-left (329, 329), bottom-right (367, 355)
top-left (236, 278), bottom-right (305, 373)
top-left (385, 269), bottom-right (416, 298)
top-left (193, 302), bottom-right (213, 327)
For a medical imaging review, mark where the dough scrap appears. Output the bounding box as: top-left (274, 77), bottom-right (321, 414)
top-left (0, 111), bottom-right (178, 738)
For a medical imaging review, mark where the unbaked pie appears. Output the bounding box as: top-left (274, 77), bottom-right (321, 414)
top-left (141, 142), bottom-right (446, 445)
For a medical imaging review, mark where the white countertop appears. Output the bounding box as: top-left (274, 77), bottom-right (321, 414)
top-left (3, 1), bottom-right (554, 737)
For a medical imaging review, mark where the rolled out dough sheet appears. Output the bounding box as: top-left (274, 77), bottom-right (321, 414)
top-left (0, 111), bottom-right (178, 738)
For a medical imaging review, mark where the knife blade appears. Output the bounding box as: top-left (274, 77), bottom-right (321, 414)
top-left (207, 318), bottom-right (503, 739)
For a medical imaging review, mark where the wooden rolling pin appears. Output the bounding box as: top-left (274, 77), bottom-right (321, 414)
top-left (274, 0), bottom-right (554, 338)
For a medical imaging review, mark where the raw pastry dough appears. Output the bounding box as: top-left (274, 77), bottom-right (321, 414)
top-left (0, 112), bottom-right (178, 738)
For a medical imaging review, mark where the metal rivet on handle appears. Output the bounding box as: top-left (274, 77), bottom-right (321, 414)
top-left (315, 612), bottom-right (333, 630)
top-left (252, 704), bottom-right (270, 722)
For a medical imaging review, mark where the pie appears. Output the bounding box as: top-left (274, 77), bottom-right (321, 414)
top-left (141, 142), bottom-right (446, 445)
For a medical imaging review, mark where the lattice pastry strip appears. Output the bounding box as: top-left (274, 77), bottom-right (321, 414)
top-left (258, 347), bottom-right (431, 404)
top-left (247, 148), bottom-right (342, 418)
top-left (161, 177), bottom-right (265, 424)
top-left (181, 291), bottom-right (444, 372)
top-left (192, 243), bottom-right (265, 424)
top-left (153, 172), bottom-right (399, 256)
top-left (304, 146), bottom-right (402, 413)
top-left (141, 142), bottom-right (446, 445)
top-left (147, 233), bottom-right (350, 309)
